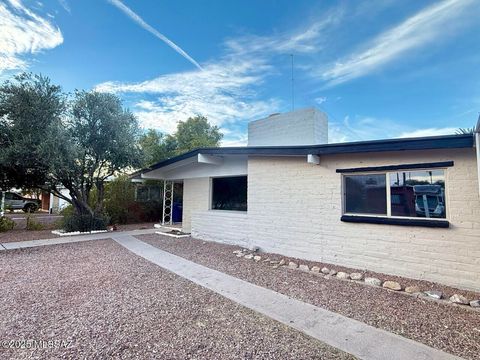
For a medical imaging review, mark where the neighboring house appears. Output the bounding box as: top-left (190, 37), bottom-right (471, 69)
top-left (39, 189), bottom-right (70, 213)
top-left (137, 108), bottom-right (480, 291)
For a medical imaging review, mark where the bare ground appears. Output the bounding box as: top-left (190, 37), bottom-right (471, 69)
top-left (0, 239), bottom-right (353, 359)
top-left (138, 234), bottom-right (480, 360)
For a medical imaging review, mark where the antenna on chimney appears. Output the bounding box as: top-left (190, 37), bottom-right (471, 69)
top-left (290, 54), bottom-right (294, 111)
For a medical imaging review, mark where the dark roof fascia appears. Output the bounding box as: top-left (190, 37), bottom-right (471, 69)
top-left (143, 134), bottom-right (473, 173)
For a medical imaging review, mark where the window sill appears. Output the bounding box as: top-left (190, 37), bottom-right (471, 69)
top-left (341, 215), bottom-right (449, 228)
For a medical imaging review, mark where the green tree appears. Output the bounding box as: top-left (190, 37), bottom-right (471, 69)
top-left (170, 115), bottom-right (222, 155)
top-left (140, 115), bottom-right (223, 166)
top-left (0, 73), bottom-right (65, 190)
top-left (0, 74), bottom-right (143, 226)
top-left (455, 127), bottom-right (475, 135)
top-left (139, 129), bottom-right (175, 166)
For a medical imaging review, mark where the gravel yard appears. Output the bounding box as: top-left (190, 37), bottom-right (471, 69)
top-left (138, 234), bottom-right (480, 360)
top-left (0, 239), bottom-right (353, 359)
top-left (0, 229), bottom-right (60, 243)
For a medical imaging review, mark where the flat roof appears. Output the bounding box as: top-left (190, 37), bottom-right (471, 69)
top-left (140, 133), bottom-right (473, 173)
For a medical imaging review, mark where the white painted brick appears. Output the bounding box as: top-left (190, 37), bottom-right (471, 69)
top-left (181, 147), bottom-right (480, 291)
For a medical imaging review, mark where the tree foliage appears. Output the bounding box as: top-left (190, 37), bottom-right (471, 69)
top-left (455, 127), bottom-right (475, 135)
top-left (0, 73), bottom-right (142, 222)
top-left (0, 73), bottom-right (65, 190)
top-left (140, 115), bottom-right (223, 166)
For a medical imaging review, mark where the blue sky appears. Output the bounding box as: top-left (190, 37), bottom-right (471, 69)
top-left (1, 0), bottom-right (479, 145)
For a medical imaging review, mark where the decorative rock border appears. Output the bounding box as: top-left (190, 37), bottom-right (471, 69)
top-left (51, 229), bottom-right (108, 237)
top-left (155, 230), bottom-right (190, 239)
top-left (233, 249), bottom-right (480, 311)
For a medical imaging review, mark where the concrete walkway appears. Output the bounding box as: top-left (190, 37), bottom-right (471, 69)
top-left (113, 234), bottom-right (462, 360)
top-left (0, 229), bottom-right (157, 250)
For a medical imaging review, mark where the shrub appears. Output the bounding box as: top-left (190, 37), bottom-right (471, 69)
top-left (26, 215), bottom-right (44, 231)
top-left (60, 204), bottom-right (74, 217)
top-left (0, 216), bottom-right (15, 232)
top-left (104, 175), bottom-right (136, 224)
top-left (62, 213), bottom-right (110, 233)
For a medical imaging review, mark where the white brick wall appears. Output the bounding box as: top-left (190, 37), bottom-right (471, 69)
top-left (182, 178), bottom-right (210, 233)
top-left (181, 148), bottom-right (480, 291)
top-left (248, 108), bottom-right (328, 146)
top-left (192, 211), bottom-right (249, 247)
top-left (248, 148), bottom-right (480, 291)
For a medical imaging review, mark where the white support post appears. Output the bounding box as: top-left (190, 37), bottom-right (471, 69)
top-left (162, 180), bottom-right (174, 225)
top-left (307, 154), bottom-right (320, 165)
top-left (0, 190), bottom-right (5, 217)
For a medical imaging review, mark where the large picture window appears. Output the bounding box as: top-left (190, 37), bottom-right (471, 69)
top-left (344, 174), bottom-right (387, 215)
top-left (343, 169), bottom-right (446, 219)
top-left (211, 176), bottom-right (247, 211)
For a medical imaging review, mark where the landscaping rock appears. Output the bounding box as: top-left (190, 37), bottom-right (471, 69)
top-left (299, 264), bottom-right (309, 272)
top-left (278, 259), bottom-right (286, 266)
top-left (336, 272), bottom-right (349, 280)
top-left (469, 300), bottom-right (480, 308)
top-left (449, 294), bottom-right (469, 305)
top-left (263, 258), bottom-right (271, 262)
top-left (350, 272), bottom-right (363, 280)
top-left (424, 290), bottom-right (443, 299)
top-left (311, 266), bottom-right (321, 273)
top-left (233, 250), bottom-right (242, 254)
top-left (405, 286), bottom-right (421, 294)
top-left (364, 277), bottom-right (382, 286)
top-left (383, 281), bottom-right (401, 291)
top-left (321, 267), bottom-right (330, 274)
top-left (236, 253), bottom-right (244, 257)
top-left (244, 254), bottom-right (254, 260)
top-left (328, 269), bottom-right (337, 276)
top-left (288, 261), bottom-right (298, 269)
top-left (253, 255), bottom-right (262, 262)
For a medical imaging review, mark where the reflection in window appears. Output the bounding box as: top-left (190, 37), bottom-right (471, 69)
top-left (390, 170), bottom-right (446, 218)
top-left (212, 176), bottom-right (247, 211)
top-left (344, 174), bottom-right (387, 215)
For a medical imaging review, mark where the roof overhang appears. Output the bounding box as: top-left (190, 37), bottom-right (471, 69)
top-left (136, 133), bottom-right (474, 178)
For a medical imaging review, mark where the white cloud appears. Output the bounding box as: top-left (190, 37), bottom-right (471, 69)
top-left (96, 56), bottom-right (280, 134)
top-left (0, 0), bottom-right (63, 74)
top-left (328, 115), bottom-right (459, 143)
top-left (321, 0), bottom-right (476, 86)
top-left (315, 96), bottom-right (327, 105)
top-left (107, 0), bottom-right (202, 70)
top-left (58, 0), bottom-right (70, 13)
top-left (95, 8), bottom-right (343, 136)
top-left (397, 127), bottom-right (457, 138)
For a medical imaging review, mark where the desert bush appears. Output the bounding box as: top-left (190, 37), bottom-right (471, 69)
top-left (62, 213), bottom-right (110, 233)
top-left (104, 175), bottom-right (136, 224)
top-left (26, 215), bottom-right (44, 231)
top-left (0, 216), bottom-right (15, 232)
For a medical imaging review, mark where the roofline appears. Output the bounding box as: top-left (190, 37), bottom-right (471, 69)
top-left (139, 133), bottom-right (474, 173)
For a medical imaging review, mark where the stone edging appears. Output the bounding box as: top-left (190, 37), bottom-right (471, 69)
top-left (233, 249), bottom-right (480, 311)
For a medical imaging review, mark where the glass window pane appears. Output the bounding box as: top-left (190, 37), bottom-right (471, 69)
top-left (344, 174), bottom-right (387, 215)
top-left (136, 187), bottom-right (149, 202)
top-left (212, 176), bottom-right (247, 211)
top-left (390, 170), bottom-right (446, 218)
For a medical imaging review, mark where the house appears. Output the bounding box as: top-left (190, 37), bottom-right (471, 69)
top-left (138, 108), bottom-right (480, 291)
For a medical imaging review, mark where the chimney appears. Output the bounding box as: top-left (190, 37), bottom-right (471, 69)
top-left (247, 107), bottom-right (328, 146)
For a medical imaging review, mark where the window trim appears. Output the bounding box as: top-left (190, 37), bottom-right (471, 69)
top-left (210, 175), bottom-right (248, 212)
top-left (341, 166), bottom-right (449, 223)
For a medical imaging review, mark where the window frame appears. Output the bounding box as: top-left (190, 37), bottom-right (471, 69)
top-left (210, 175), bottom-right (248, 212)
top-left (341, 167), bottom-right (449, 221)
